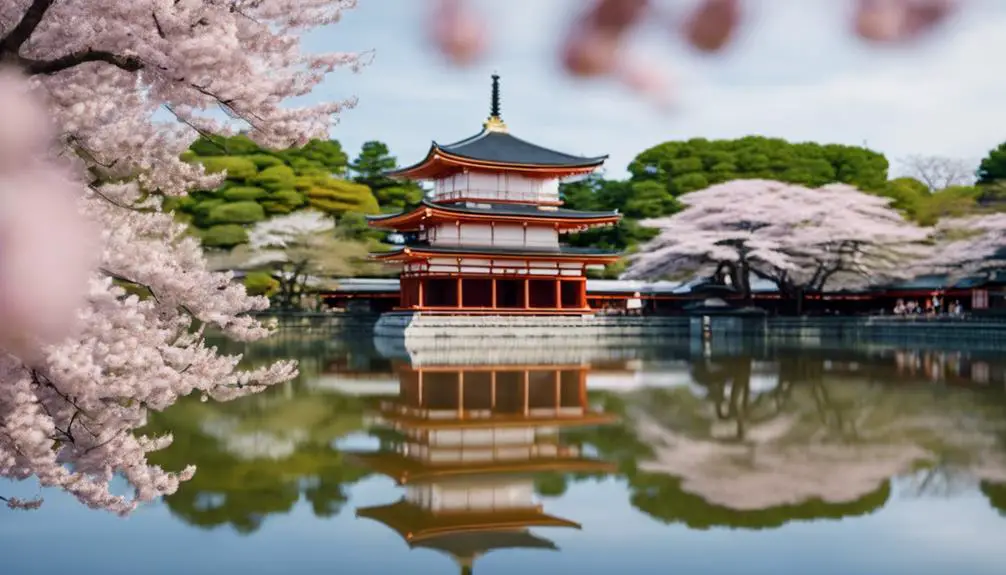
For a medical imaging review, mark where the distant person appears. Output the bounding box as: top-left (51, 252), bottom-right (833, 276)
top-left (893, 299), bottom-right (906, 315)
top-left (627, 291), bottom-right (643, 316)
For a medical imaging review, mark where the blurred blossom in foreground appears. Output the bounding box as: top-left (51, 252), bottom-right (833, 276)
top-left (0, 68), bottom-right (98, 363)
top-left (429, 0), bottom-right (963, 103)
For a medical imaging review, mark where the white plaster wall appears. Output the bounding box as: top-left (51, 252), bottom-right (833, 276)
top-left (405, 480), bottom-right (536, 511)
top-left (429, 222), bottom-right (559, 249)
top-left (432, 171), bottom-right (560, 203)
top-left (490, 224), bottom-right (523, 247)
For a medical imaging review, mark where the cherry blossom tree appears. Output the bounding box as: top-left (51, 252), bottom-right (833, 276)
top-left (0, 0), bottom-right (365, 514)
top-left (244, 211), bottom-right (366, 310)
top-left (622, 180), bottom-right (933, 305)
top-left (916, 213), bottom-right (1006, 278)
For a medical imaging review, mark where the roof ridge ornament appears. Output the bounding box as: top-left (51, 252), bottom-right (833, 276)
top-left (483, 72), bottom-right (508, 133)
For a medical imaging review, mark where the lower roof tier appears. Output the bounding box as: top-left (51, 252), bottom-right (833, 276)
top-left (367, 199), bottom-right (621, 231)
top-left (372, 243), bottom-right (621, 264)
top-left (356, 499), bottom-right (581, 542)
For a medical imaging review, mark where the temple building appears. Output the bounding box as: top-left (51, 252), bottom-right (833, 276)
top-left (351, 361), bottom-right (616, 573)
top-left (367, 74), bottom-right (621, 314)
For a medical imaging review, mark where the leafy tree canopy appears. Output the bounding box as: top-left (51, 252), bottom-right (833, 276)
top-left (628, 136), bottom-right (890, 193)
top-left (349, 140), bottom-right (424, 210)
top-left (978, 141), bottom-right (1006, 185)
top-left (177, 135), bottom-right (380, 251)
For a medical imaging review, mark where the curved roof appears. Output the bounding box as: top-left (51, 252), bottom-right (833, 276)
top-left (440, 129), bottom-right (607, 167)
top-left (412, 530), bottom-right (558, 557)
top-left (356, 499), bottom-right (581, 542)
top-left (388, 129), bottom-right (608, 178)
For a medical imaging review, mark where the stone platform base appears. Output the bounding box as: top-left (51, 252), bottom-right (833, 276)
top-left (374, 311), bottom-right (684, 345)
top-left (372, 312), bottom-right (689, 364)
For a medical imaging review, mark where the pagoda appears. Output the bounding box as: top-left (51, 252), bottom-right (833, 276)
top-left (350, 361), bottom-right (616, 573)
top-left (367, 74), bottom-right (621, 316)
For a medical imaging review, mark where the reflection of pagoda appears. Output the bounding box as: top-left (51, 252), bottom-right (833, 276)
top-left (351, 362), bottom-right (615, 573)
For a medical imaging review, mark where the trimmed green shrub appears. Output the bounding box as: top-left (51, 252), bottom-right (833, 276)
top-left (268, 189), bottom-right (307, 208)
top-left (222, 186), bottom-right (268, 201)
top-left (198, 156), bottom-right (259, 180)
top-left (162, 196), bottom-right (196, 213)
top-left (189, 134), bottom-right (262, 157)
top-left (304, 178), bottom-right (380, 215)
top-left (188, 189), bottom-right (220, 202)
top-left (293, 175), bottom-right (316, 191)
top-left (260, 201), bottom-right (294, 215)
top-left (288, 158), bottom-right (328, 176)
top-left (251, 165), bottom-right (296, 191)
top-left (206, 201), bottom-right (266, 225)
top-left (243, 271), bottom-right (280, 297)
top-left (192, 199), bottom-right (225, 219)
top-left (246, 154), bottom-right (286, 169)
top-left (201, 224), bottom-right (249, 248)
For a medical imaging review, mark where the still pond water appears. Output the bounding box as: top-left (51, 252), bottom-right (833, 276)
top-left (4, 334), bottom-right (1006, 575)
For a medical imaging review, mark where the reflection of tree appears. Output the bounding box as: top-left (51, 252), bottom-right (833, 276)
top-left (566, 393), bottom-right (654, 474)
top-left (980, 481), bottom-right (1006, 516)
top-left (629, 472), bottom-right (891, 530)
top-left (144, 333), bottom-right (378, 534)
top-left (533, 473), bottom-right (569, 497)
top-left (572, 353), bottom-right (1006, 529)
top-left (691, 357), bottom-right (792, 442)
top-left (146, 391), bottom-right (371, 533)
top-left (901, 462), bottom-right (978, 499)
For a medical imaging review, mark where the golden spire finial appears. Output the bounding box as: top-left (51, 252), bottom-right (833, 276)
top-left (483, 72), bottom-right (508, 133)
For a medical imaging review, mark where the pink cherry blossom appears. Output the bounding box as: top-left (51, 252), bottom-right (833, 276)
top-left (426, 0), bottom-right (964, 101)
top-left (912, 213), bottom-right (1006, 279)
top-left (622, 179), bottom-right (934, 296)
top-left (0, 67), bottom-right (98, 363)
top-left (429, 0), bottom-right (487, 66)
top-left (1, 0), bottom-right (362, 513)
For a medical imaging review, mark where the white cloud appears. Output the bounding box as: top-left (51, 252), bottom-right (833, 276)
top-left (316, 0), bottom-right (1005, 179)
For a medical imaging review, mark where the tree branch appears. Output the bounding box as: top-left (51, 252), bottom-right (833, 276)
top-left (24, 49), bottom-right (143, 76)
top-left (0, 0), bottom-right (56, 53)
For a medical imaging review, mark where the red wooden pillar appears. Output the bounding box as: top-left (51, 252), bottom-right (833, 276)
top-left (579, 278), bottom-right (587, 309)
top-left (555, 278), bottom-right (562, 309)
top-left (491, 277), bottom-right (497, 308)
top-left (522, 370), bottom-right (530, 415)
top-left (457, 276), bottom-right (463, 308)
top-left (457, 371), bottom-right (465, 419)
top-left (418, 278), bottom-right (425, 308)
top-left (578, 368), bottom-right (587, 406)
top-left (553, 370), bottom-right (561, 408)
top-left (418, 370), bottom-right (425, 408)
top-left (490, 370), bottom-right (497, 409)
top-left (523, 277), bottom-right (530, 309)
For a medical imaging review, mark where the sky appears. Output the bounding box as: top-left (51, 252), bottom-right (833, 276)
top-left (303, 0), bottom-right (1005, 180)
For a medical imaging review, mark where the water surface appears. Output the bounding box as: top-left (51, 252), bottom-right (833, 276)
top-left (3, 335), bottom-right (1006, 575)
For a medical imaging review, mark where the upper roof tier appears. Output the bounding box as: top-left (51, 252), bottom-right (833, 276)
top-left (387, 74), bottom-right (608, 180)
